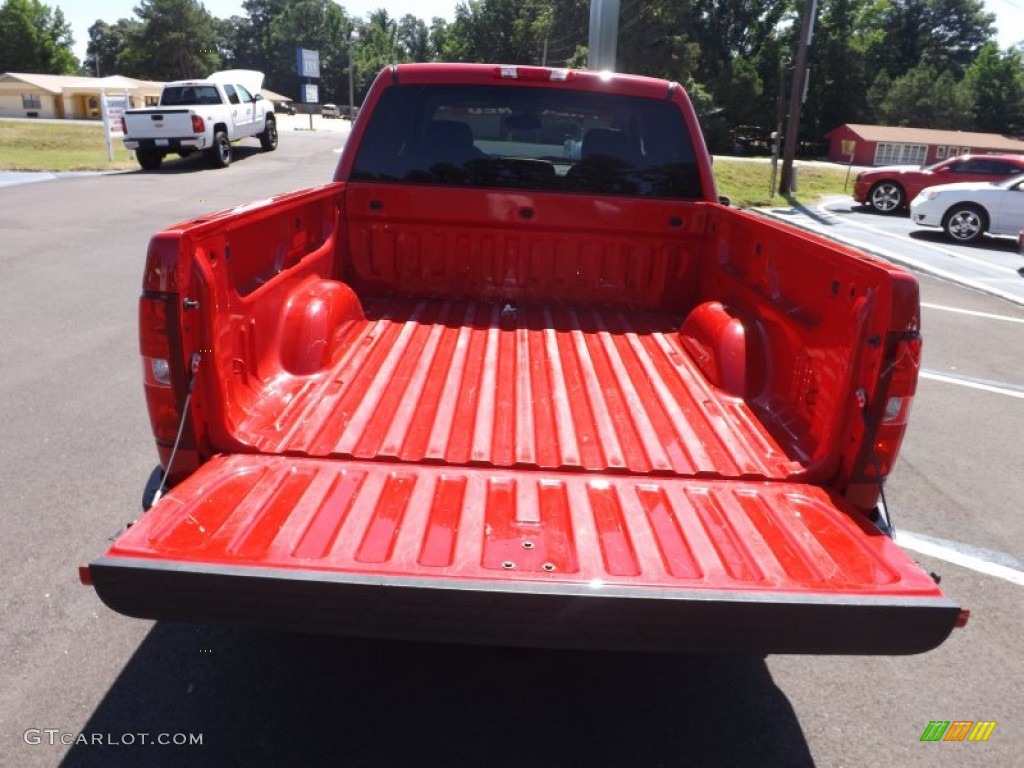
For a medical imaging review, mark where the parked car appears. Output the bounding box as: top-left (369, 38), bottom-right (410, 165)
top-left (274, 100), bottom-right (296, 115)
top-left (909, 176), bottom-right (1024, 243)
top-left (854, 154), bottom-right (1024, 214)
top-left (321, 103), bottom-right (339, 118)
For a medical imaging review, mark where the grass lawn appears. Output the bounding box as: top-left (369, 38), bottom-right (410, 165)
top-left (713, 157), bottom-right (856, 208)
top-left (0, 120), bottom-right (137, 171)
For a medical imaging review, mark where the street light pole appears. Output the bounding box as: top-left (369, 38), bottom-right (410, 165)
top-left (778, 0), bottom-right (817, 196)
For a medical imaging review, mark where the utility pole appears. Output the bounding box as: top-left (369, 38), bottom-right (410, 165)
top-left (778, 0), bottom-right (817, 196)
top-left (348, 29), bottom-right (355, 117)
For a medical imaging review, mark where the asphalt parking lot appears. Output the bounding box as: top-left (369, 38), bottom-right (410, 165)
top-left (1, 139), bottom-right (1020, 767)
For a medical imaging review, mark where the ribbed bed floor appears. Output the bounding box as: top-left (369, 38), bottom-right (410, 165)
top-left (238, 298), bottom-right (802, 479)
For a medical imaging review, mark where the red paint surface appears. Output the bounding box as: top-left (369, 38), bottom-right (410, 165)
top-left (107, 454), bottom-right (945, 600)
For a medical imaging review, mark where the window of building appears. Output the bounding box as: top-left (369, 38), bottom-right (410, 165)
top-left (21, 93), bottom-right (41, 109)
top-left (874, 142), bottom-right (927, 166)
top-left (936, 146), bottom-right (946, 159)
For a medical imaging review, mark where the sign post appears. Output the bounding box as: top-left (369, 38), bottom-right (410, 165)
top-left (842, 139), bottom-right (857, 190)
top-left (100, 89), bottom-right (128, 162)
top-left (296, 48), bottom-right (321, 131)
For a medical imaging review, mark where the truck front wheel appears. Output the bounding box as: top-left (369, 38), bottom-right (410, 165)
top-left (259, 117), bottom-right (278, 151)
top-left (207, 131), bottom-right (232, 168)
top-left (136, 150), bottom-right (163, 170)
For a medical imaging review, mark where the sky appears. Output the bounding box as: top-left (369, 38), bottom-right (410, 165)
top-left (57, 0), bottom-right (1023, 67)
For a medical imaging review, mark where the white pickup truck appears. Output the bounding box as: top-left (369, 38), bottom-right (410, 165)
top-left (122, 70), bottom-right (277, 170)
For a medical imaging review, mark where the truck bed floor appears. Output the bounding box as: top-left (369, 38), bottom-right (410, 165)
top-left (239, 298), bottom-right (802, 479)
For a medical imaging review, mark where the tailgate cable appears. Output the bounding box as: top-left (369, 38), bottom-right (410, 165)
top-left (855, 388), bottom-right (895, 538)
top-left (150, 352), bottom-right (202, 507)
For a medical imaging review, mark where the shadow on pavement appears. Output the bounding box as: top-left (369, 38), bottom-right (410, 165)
top-left (62, 623), bottom-right (815, 768)
top-left (775, 196), bottom-right (837, 227)
top-left (908, 229), bottom-right (1020, 252)
top-left (125, 145), bottom-right (266, 175)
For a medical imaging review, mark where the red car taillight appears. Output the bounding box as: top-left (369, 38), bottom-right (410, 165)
top-left (192, 115), bottom-right (205, 133)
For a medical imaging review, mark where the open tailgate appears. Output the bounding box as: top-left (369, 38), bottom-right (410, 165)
top-left (88, 455), bottom-right (961, 654)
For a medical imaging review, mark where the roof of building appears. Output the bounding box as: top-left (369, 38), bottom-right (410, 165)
top-left (0, 72), bottom-right (164, 93)
top-left (260, 88), bottom-right (291, 103)
top-left (827, 123), bottom-right (1024, 152)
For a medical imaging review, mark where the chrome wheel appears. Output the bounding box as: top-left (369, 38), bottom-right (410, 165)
top-left (943, 206), bottom-right (986, 243)
top-left (868, 182), bottom-right (904, 213)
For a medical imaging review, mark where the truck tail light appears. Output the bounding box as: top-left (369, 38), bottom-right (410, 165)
top-left (865, 333), bottom-right (922, 479)
top-left (120, 117), bottom-right (127, 134)
top-left (192, 115), bottom-right (205, 133)
top-left (139, 295), bottom-right (181, 443)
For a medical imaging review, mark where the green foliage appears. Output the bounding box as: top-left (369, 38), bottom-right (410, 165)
top-left (351, 9), bottom-right (400, 100)
top-left (118, 0), bottom-right (220, 80)
top-left (962, 43), bottom-right (1024, 133)
top-left (268, 0), bottom-right (351, 103)
top-left (0, 0), bottom-right (77, 74)
top-left (873, 64), bottom-right (975, 129)
top-left (66, 0), bottom-right (1016, 147)
top-left (84, 18), bottom-right (139, 77)
top-left (0, 121), bottom-right (136, 170)
top-left (713, 158), bottom-right (852, 207)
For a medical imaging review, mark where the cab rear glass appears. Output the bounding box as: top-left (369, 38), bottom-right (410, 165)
top-left (351, 84), bottom-right (701, 198)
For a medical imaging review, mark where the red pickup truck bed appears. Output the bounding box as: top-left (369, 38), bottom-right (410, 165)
top-left (94, 277), bottom-right (955, 654)
top-left (235, 298), bottom-right (800, 476)
top-left (87, 64), bottom-right (962, 654)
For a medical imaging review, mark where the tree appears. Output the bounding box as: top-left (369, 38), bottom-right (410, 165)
top-left (0, 0), bottom-right (77, 74)
top-left (352, 9), bottom-right (401, 99)
top-left (215, 15), bottom-right (256, 70)
top-left (806, 0), bottom-right (875, 135)
top-left (864, 0), bottom-right (995, 81)
top-left (396, 14), bottom-right (430, 62)
top-left (267, 0), bottom-right (351, 102)
top-left (873, 63), bottom-right (974, 128)
top-left (84, 18), bottom-right (137, 76)
top-left (119, 0), bottom-right (220, 80)
top-left (962, 43), bottom-right (1024, 133)
top-left (441, 0), bottom-right (558, 65)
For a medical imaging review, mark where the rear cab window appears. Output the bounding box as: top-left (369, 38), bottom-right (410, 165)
top-left (351, 83), bottom-right (701, 198)
top-left (161, 85), bottom-right (223, 106)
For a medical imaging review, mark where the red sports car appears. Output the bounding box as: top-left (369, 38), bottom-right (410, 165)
top-left (854, 154), bottom-right (1024, 214)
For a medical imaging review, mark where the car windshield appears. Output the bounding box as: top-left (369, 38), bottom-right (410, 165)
top-left (351, 83), bottom-right (701, 199)
top-left (995, 176), bottom-right (1023, 188)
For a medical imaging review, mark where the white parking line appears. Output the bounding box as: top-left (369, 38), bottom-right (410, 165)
top-left (817, 201), bottom-right (1020, 276)
top-left (921, 302), bottom-right (1024, 323)
top-left (920, 370), bottom-right (1024, 399)
top-left (895, 530), bottom-right (1024, 587)
top-left (788, 222), bottom-right (1024, 306)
